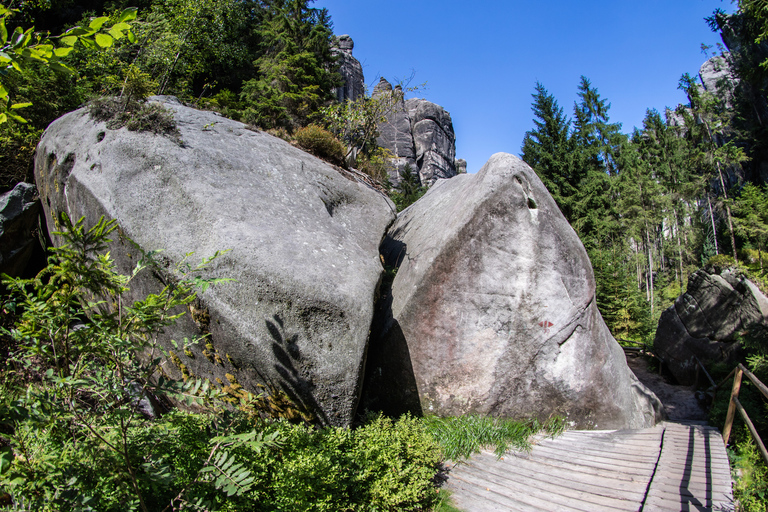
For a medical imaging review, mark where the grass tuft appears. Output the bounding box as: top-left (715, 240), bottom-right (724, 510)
top-left (423, 414), bottom-right (564, 461)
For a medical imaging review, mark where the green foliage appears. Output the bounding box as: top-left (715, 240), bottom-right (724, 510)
top-left (0, 215), bottom-right (457, 511)
top-left (0, 4), bottom-right (136, 124)
top-left (252, 414), bottom-right (441, 511)
top-left (355, 146), bottom-right (394, 183)
top-left (423, 415), bottom-right (564, 461)
top-left (294, 124), bottom-right (346, 167)
top-left (241, 0), bottom-right (339, 131)
top-left (320, 82), bottom-right (423, 162)
top-left (521, 82), bottom-right (577, 221)
top-left (730, 431), bottom-right (768, 512)
top-left (390, 165), bottom-right (426, 212)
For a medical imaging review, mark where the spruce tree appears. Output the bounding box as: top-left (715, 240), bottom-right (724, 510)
top-left (570, 77), bottom-right (624, 248)
top-left (241, 0), bottom-right (340, 131)
top-left (521, 82), bottom-right (577, 221)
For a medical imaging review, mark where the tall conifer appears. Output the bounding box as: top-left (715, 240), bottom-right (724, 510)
top-left (521, 82), bottom-right (577, 221)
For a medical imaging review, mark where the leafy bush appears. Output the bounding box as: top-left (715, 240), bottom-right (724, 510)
top-left (389, 165), bottom-right (426, 212)
top-left (355, 147), bottom-right (393, 183)
top-left (247, 414), bottom-right (441, 512)
top-left (294, 125), bottom-right (347, 168)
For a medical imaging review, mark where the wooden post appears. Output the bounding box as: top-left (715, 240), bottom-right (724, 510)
top-left (722, 366), bottom-right (744, 446)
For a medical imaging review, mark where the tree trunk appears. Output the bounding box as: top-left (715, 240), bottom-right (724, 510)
top-left (674, 212), bottom-right (685, 288)
top-left (707, 192), bottom-right (719, 256)
top-left (644, 224), bottom-right (654, 316)
top-left (715, 160), bottom-right (739, 262)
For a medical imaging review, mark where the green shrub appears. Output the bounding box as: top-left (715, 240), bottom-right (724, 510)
top-left (705, 254), bottom-right (739, 274)
top-left (729, 429), bottom-right (768, 512)
top-left (294, 125), bottom-right (347, 168)
top-left (356, 147), bottom-right (393, 184)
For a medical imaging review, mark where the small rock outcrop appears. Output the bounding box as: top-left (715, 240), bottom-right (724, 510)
top-left (332, 35), bottom-right (364, 103)
top-left (654, 266), bottom-right (768, 385)
top-left (372, 78), bottom-right (458, 187)
top-left (363, 153), bottom-right (663, 429)
top-left (34, 96), bottom-right (396, 426)
top-left (0, 182), bottom-right (41, 278)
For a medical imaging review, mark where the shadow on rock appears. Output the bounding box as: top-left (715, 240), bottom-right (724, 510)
top-left (360, 237), bottom-right (423, 418)
top-left (267, 314), bottom-right (329, 425)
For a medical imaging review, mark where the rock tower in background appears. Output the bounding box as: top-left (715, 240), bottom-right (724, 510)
top-left (331, 34), bottom-right (462, 187)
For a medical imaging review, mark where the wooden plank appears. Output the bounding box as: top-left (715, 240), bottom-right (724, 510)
top-left (643, 494), bottom-right (724, 512)
top-left (527, 444), bottom-right (658, 475)
top-left (509, 450), bottom-right (654, 482)
top-left (462, 453), bottom-right (644, 511)
top-left (447, 476), bottom-right (537, 512)
top-left (450, 465), bottom-right (586, 512)
top-left (457, 463), bottom-right (638, 512)
top-left (645, 484), bottom-right (731, 507)
top-left (654, 455), bottom-right (732, 473)
top-left (533, 440), bottom-right (661, 462)
top-left (474, 450), bottom-right (651, 496)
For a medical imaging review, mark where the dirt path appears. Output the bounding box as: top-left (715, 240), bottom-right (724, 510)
top-left (626, 352), bottom-right (709, 422)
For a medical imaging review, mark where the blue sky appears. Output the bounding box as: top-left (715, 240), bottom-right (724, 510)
top-left (316, 0), bottom-right (735, 173)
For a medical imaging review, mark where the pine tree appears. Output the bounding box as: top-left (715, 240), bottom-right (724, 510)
top-left (241, 0), bottom-right (340, 131)
top-left (521, 82), bottom-right (578, 221)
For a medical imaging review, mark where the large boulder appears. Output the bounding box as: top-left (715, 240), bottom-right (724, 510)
top-left (34, 97), bottom-right (396, 426)
top-left (0, 182), bottom-right (41, 278)
top-left (362, 153), bottom-right (663, 429)
top-left (654, 266), bottom-right (768, 385)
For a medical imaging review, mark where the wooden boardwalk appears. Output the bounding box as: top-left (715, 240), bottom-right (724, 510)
top-left (444, 422), bottom-right (734, 512)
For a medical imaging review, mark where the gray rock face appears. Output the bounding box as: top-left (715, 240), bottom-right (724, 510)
top-left (34, 97), bottom-right (396, 426)
top-left (0, 182), bottom-right (41, 278)
top-left (700, 53), bottom-right (738, 108)
top-left (406, 98), bottom-right (456, 185)
top-left (332, 35), bottom-right (364, 103)
top-left (654, 267), bottom-right (768, 385)
top-left (363, 153), bottom-right (663, 429)
top-left (373, 78), bottom-right (458, 187)
top-left (372, 78), bottom-right (417, 187)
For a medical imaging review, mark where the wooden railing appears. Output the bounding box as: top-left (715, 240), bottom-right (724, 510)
top-left (720, 363), bottom-right (768, 466)
top-left (620, 342), bottom-right (768, 466)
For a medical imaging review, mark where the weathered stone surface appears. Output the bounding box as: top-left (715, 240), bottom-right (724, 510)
top-left (655, 267), bottom-right (768, 384)
top-left (34, 96), bottom-right (397, 426)
top-left (0, 182), bottom-right (41, 278)
top-left (332, 35), bottom-right (364, 103)
top-left (407, 98), bottom-right (457, 185)
top-left (700, 53), bottom-right (738, 108)
top-left (372, 78), bottom-right (417, 186)
top-left (363, 153), bottom-right (663, 429)
top-left (373, 78), bottom-right (458, 187)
